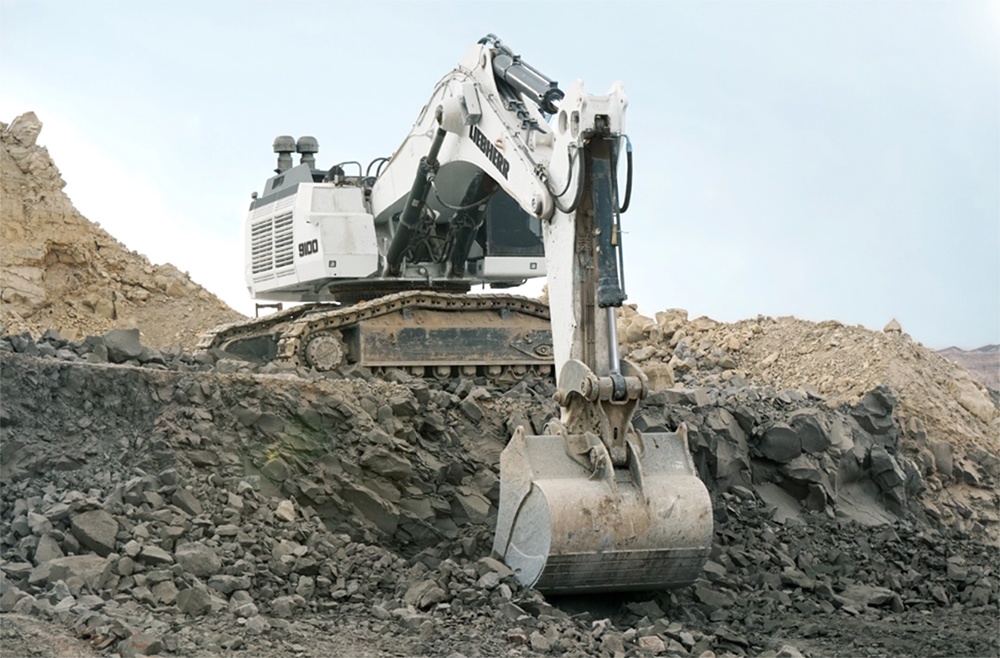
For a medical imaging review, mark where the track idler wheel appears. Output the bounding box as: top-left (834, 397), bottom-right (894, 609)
top-left (303, 331), bottom-right (347, 371)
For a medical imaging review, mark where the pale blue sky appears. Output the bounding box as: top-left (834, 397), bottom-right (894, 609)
top-left (1, 1), bottom-right (997, 349)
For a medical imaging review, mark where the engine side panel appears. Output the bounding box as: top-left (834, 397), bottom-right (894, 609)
top-left (246, 180), bottom-right (379, 300)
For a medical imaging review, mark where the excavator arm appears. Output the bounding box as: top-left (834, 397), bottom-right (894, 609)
top-left (373, 36), bottom-right (713, 593)
top-left (494, 82), bottom-right (713, 593)
top-left (495, 74), bottom-right (712, 594)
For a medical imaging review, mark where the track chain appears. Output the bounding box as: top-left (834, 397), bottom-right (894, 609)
top-left (198, 290), bottom-right (551, 368)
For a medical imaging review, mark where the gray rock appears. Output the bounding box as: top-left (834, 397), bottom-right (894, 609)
top-left (208, 574), bottom-right (251, 594)
top-left (244, 614), bottom-right (271, 634)
top-left (8, 333), bottom-right (40, 355)
top-left (33, 534), bottom-right (64, 564)
top-left (70, 510), bottom-right (119, 557)
top-left (460, 398), bottom-right (484, 422)
top-left (758, 423), bottom-right (802, 463)
top-left (117, 556), bottom-right (135, 576)
top-left (294, 576), bottom-right (315, 599)
top-left (929, 440), bottom-right (954, 478)
top-left (600, 633), bottom-right (625, 656)
top-left (782, 454), bottom-right (823, 484)
top-left (261, 457), bottom-right (290, 481)
top-left (662, 387), bottom-right (712, 407)
top-left (403, 579), bottom-right (438, 607)
top-left (151, 580), bottom-right (178, 605)
top-left (957, 460), bottom-right (982, 486)
top-left (170, 489), bottom-right (203, 515)
top-left (271, 595), bottom-right (298, 618)
top-left (625, 599), bottom-right (664, 620)
top-left (103, 328), bottom-right (144, 363)
top-left (360, 446), bottom-right (415, 480)
top-left (132, 586), bottom-right (156, 606)
top-left (475, 556), bottom-right (514, 579)
top-left (187, 450), bottom-right (220, 467)
top-left (789, 408), bottom-right (831, 453)
top-left (694, 583), bottom-right (735, 609)
top-left (44, 555), bottom-right (110, 590)
top-left (27, 512), bottom-right (52, 536)
top-left (780, 566), bottom-right (816, 590)
top-left (118, 632), bottom-right (162, 657)
top-left (340, 483), bottom-right (398, 535)
top-left (638, 635), bottom-right (667, 653)
top-left (0, 588), bottom-right (28, 612)
top-left (86, 344), bottom-right (109, 363)
top-left (529, 631), bottom-right (551, 652)
top-left (256, 413), bottom-right (285, 435)
top-left (138, 545), bottom-right (174, 565)
top-left (839, 584), bottom-right (897, 608)
top-left (174, 542), bottom-right (222, 577)
top-left (232, 600), bottom-right (259, 618)
top-left (851, 387), bottom-right (897, 435)
top-left (176, 586), bottom-right (213, 615)
top-left (42, 503), bottom-right (71, 523)
top-left (452, 487), bottom-right (491, 523)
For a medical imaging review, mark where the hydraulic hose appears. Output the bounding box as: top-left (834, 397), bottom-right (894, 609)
top-left (617, 135), bottom-right (632, 214)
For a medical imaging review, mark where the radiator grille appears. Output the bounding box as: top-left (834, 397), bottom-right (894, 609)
top-left (251, 212), bottom-right (294, 274)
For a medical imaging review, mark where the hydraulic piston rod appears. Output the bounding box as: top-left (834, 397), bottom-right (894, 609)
top-left (384, 121), bottom-right (448, 276)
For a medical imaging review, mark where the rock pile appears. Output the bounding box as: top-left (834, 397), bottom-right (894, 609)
top-left (0, 112), bottom-right (245, 349)
top-left (2, 330), bottom-right (997, 657)
top-left (616, 307), bottom-right (998, 464)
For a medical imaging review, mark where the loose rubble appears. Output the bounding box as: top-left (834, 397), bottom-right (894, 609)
top-left (2, 328), bottom-right (997, 658)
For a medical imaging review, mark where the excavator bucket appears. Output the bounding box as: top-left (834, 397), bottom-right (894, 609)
top-left (493, 425), bottom-right (713, 594)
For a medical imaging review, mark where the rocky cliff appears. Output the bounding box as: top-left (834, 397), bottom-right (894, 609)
top-left (0, 112), bottom-right (245, 349)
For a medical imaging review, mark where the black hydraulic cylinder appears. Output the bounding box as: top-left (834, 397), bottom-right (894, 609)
top-left (590, 139), bottom-right (626, 309)
top-left (384, 127), bottom-right (448, 276)
top-left (448, 175), bottom-right (496, 277)
top-left (449, 221), bottom-right (480, 277)
top-left (491, 53), bottom-right (564, 114)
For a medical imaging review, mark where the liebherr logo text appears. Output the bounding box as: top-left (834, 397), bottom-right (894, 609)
top-left (470, 125), bottom-right (510, 179)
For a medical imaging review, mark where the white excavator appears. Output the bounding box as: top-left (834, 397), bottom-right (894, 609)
top-left (202, 35), bottom-right (712, 593)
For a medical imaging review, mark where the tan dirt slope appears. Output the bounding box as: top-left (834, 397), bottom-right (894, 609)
top-left (0, 112), bottom-right (245, 348)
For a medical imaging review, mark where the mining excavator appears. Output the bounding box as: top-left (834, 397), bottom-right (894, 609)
top-left (201, 35), bottom-right (712, 593)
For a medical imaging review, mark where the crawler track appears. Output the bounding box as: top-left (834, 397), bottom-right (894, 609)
top-left (198, 290), bottom-right (554, 378)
